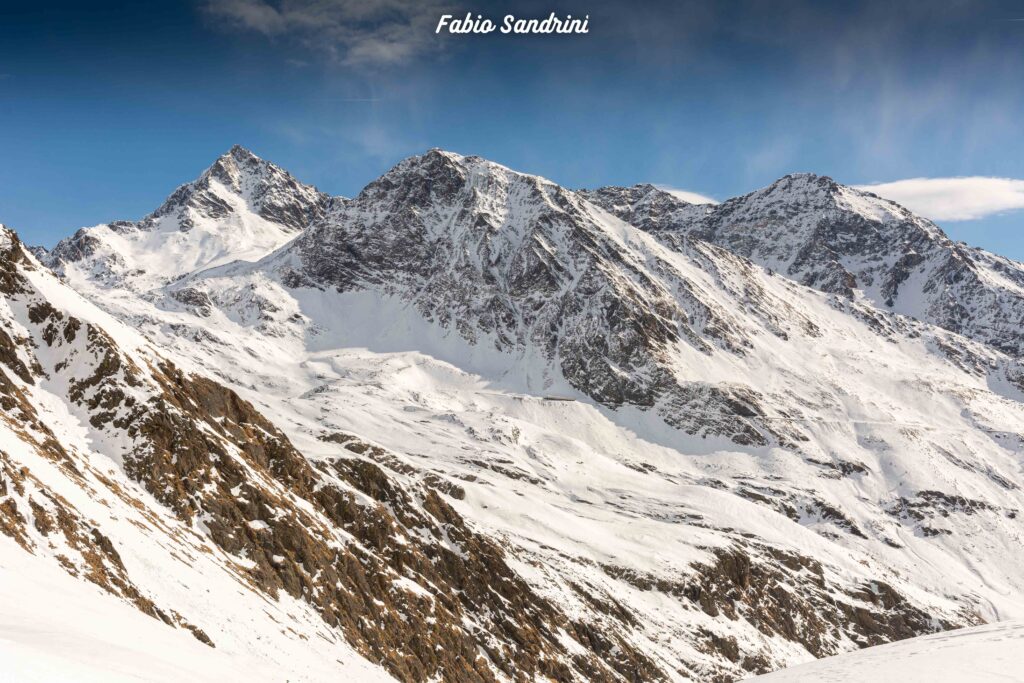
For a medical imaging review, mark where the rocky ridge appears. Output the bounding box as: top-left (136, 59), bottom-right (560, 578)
top-left (582, 176), bottom-right (1024, 358)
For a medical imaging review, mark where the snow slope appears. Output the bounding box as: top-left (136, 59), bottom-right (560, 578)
top-left (0, 536), bottom-right (379, 683)
top-left (752, 620), bottom-right (1024, 682)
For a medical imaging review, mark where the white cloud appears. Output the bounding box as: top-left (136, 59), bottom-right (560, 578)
top-left (655, 185), bottom-right (718, 205)
top-left (655, 185), bottom-right (720, 204)
top-left (203, 0), bottom-right (447, 67)
top-left (855, 177), bottom-right (1024, 221)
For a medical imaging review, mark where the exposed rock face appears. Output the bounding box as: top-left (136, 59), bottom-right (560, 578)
top-left (602, 543), bottom-right (962, 678)
top-left (582, 176), bottom-right (1024, 358)
top-left (581, 184), bottom-right (713, 235)
top-left (267, 150), bottom-right (814, 447)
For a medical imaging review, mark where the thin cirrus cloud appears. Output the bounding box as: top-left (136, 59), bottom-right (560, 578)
top-left (654, 186), bottom-right (718, 205)
top-left (855, 177), bottom-right (1024, 222)
top-left (202, 0), bottom-right (448, 66)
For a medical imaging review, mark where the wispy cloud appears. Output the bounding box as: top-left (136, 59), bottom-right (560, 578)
top-left (203, 0), bottom-right (448, 67)
top-left (856, 177), bottom-right (1024, 221)
top-left (655, 185), bottom-right (718, 205)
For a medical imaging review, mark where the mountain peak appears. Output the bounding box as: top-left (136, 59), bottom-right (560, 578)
top-left (142, 146), bottom-right (327, 232)
top-left (0, 223), bottom-right (36, 283)
top-left (44, 146), bottom-right (330, 289)
top-left (388, 148), bottom-right (537, 181)
top-left (201, 144), bottom-right (275, 189)
top-left (778, 171), bottom-right (835, 184)
top-left (424, 147), bottom-right (466, 162)
top-left (219, 143), bottom-right (267, 169)
top-left (759, 172), bottom-right (841, 198)
top-left (0, 223), bottom-right (31, 258)
top-left (596, 183), bottom-right (684, 200)
top-left (0, 223), bottom-right (19, 260)
top-left (227, 143), bottom-right (257, 157)
top-left (356, 148), bottom-right (535, 207)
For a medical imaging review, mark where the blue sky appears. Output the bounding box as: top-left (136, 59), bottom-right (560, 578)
top-left (1, 0), bottom-right (1023, 257)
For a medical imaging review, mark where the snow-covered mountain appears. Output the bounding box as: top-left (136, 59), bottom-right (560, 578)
top-left (583, 177), bottom-right (1024, 358)
top-left (13, 147), bottom-right (1024, 681)
top-left (45, 145), bottom-right (330, 292)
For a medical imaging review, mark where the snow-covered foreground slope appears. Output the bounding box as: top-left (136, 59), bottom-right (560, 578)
top-left (35, 148), bottom-right (1024, 679)
top-left (0, 537), bottom-right (373, 683)
top-left (752, 620), bottom-right (1024, 682)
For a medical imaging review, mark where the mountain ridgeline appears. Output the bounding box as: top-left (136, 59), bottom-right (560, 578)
top-left (582, 176), bottom-right (1024, 357)
top-left (6, 147), bottom-right (1023, 681)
